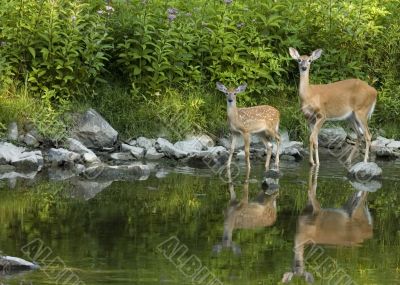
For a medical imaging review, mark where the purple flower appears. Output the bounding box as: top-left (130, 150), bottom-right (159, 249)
top-left (224, 0), bottom-right (233, 4)
top-left (167, 8), bottom-right (178, 15)
top-left (168, 14), bottom-right (177, 22)
top-left (236, 22), bottom-right (245, 29)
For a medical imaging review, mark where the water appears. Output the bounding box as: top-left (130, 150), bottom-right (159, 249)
top-left (1, 154), bottom-right (400, 285)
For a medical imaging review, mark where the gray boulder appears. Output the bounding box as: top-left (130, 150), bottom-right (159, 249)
top-left (155, 138), bottom-right (188, 159)
top-left (23, 133), bottom-right (39, 147)
top-left (185, 134), bottom-right (215, 148)
top-left (136, 137), bottom-right (155, 150)
top-left (72, 108), bottom-right (118, 149)
top-left (121, 144), bottom-right (144, 159)
top-left (0, 255), bottom-right (39, 273)
top-left (0, 143), bottom-right (43, 171)
top-left (174, 139), bottom-right (205, 153)
top-left (48, 148), bottom-right (81, 165)
top-left (348, 162), bottom-right (382, 180)
top-left (319, 127), bottom-right (347, 148)
top-left (145, 147), bottom-right (165, 160)
top-left (110, 152), bottom-right (134, 161)
top-left (7, 122), bottom-right (18, 141)
top-left (11, 151), bottom-right (43, 171)
top-left (371, 136), bottom-right (400, 158)
top-left (66, 138), bottom-right (94, 155)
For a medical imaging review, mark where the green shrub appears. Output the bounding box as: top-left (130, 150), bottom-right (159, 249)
top-left (0, 0), bottom-right (111, 101)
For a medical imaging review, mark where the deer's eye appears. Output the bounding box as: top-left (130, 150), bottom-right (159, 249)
top-left (297, 59), bottom-right (301, 63)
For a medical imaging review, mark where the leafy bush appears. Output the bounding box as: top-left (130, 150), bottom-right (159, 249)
top-left (0, 0), bottom-right (110, 101)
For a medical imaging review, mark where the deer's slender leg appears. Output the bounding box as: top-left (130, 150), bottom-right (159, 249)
top-left (354, 112), bottom-right (372, 162)
top-left (346, 116), bottom-right (363, 164)
top-left (274, 132), bottom-right (281, 169)
top-left (261, 135), bottom-right (272, 171)
top-left (243, 132), bottom-right (251, 169)
top-left (227, 134), bottom-right (237, 168)
top-left (309, 117), bottom-right (326, 165)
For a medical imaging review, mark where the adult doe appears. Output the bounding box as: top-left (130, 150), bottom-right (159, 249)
top-left (216, 82), bottom-right (281, 170)
top-left (289, 48), bottom-right (377, 165)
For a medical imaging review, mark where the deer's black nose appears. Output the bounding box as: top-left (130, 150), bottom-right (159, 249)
top-left (228, 99), bottom-right (233, 103)
top-left (301, 66), bottom-right (307, 71)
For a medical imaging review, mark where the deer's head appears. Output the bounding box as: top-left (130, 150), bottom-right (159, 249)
top-left (289, 48), bottom-right (322, 73)
top-left (216, 82), bottom-right (247, 107)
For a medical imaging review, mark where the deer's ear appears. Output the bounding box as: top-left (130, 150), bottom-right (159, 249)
top-left (310, 49), bottom-right (322, 61)
top-left (216, 82), bottom-right (227, 93)
top-left (282, 272), bottom-right (294, 283)
top-left (304, 271), bottom-right (315, 284)
top-left (235, 83), bottom-right (247, 93)
top-left (289, 47), bottom-right (300, 60)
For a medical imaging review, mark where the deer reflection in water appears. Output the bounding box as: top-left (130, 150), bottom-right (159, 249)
top-left (213, 167), bottom-right (279, 255)
top-left (282, 166), bottom-right (376, 283)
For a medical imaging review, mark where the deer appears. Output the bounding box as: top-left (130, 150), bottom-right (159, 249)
top-left (282, 166), bottom-right (374, 283)
top-left (289, 48), bottom-right (378, 166)
top-left (216, 82), bottom-right (281, 171)
top-left (213, 167), bottom-right (279, 255)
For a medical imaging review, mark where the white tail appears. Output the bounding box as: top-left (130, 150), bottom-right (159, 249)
top-left (289, 48), bottom-right (378, 165)
top-left (216, 82), bottom-right (281, 170)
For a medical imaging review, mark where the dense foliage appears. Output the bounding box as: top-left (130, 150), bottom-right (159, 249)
top-left (0, 0), bottom-right (399, 140)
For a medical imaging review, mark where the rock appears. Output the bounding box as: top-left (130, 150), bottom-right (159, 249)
top-left (184, 146), bottom-right (228, 168)
top-left (136, 137), bottom-right (155, 150)
top-left (7, 122), bottom-right (18, 141)
top-left (236, 150), bottom-right (246, 160)
top-left (72, 108), bottom-right (118, 149)
top-left (0, 164), bottom-right (16, 173)
top-left (129, 146), bottom-right (145, 159)
top-left (23, 133), bottom-right (39, 147)
top-left (83, 152), bottom-right (100, 164)
top-left (0, 142), bottom-right (25, 164)
top-left (145, 147), bottom-right (165, 160)
top-left (387, 141), bottom-right (400, 149)
top-left (319, 127), bottom-right (347, 148)
top-left (279, 141), bottom-right (304, 160)
top-left (155, 138), bottom-right (188, 159)
top-left (0, 255), bottom-right (40, 273)
top-left (348, 162), bottom-right (382, 180)
top-left (121, 143), bottom-right (145, 159)
top-left (127, 139), bottom-right (136, 146)
top-left (48, 148), bottom-right (81, 165)
top-left (11, 153), bottom-right (42, 171)
top-left (217, 135), bottom-right (263, 150)
top-left (66, 138), bottom-right (94, 155)
top-left (0, 143), bottom-right (43, 171)
top-left (185, 134), bottom-right (215, 148)
top-left (371, 136), bottom-right (400, 158)
top-left (74, 164), bottom-right (86, 175)
top-left (110, 152), bottom-right (134, 161)
top-left (84, 163), bottom-right (150, 181)
top-left (174, 139), bottom-right (205, 153)
top-left (349, 180), bottom-right (382, 192)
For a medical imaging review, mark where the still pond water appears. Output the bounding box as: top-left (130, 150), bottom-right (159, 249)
top-left (1, 154), bottom-right (400, 285)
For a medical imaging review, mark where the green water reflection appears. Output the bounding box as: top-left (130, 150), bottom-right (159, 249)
top-left (0, 157), bottom-right (400, 284)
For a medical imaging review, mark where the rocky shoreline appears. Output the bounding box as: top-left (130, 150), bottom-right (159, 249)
top-left (0, 108), bottom-right (399, 187)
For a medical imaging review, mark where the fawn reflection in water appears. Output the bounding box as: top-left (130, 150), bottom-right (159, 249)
top-left (213, 167), bottom-right (279, 255)
top-left (282, 166), bottom-right (378, 283)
